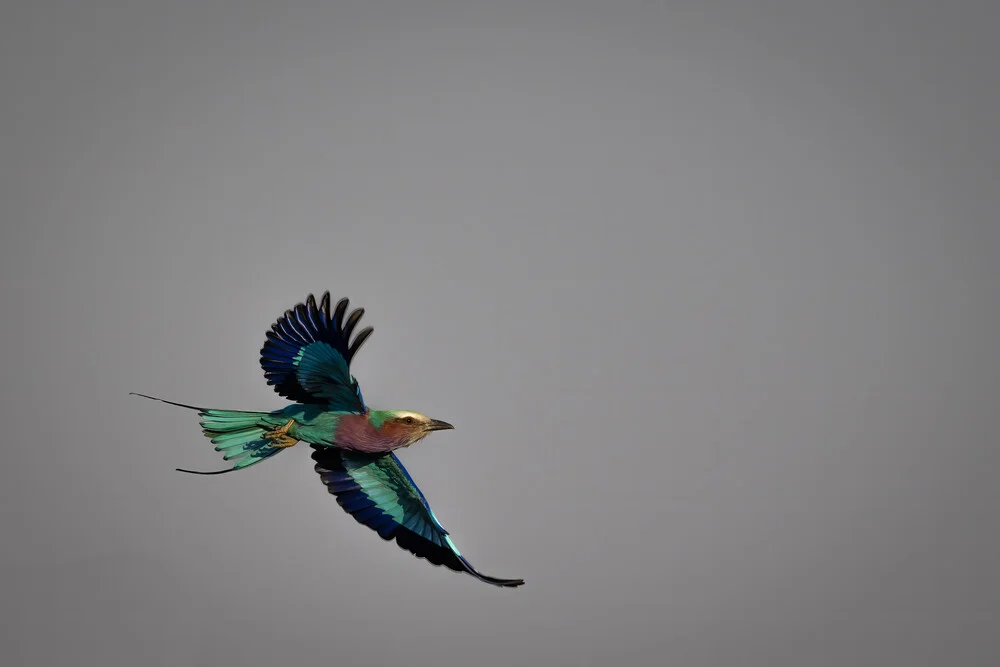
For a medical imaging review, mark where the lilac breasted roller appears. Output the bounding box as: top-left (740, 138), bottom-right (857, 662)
top-left (133, 292), bottom-right (523, 588)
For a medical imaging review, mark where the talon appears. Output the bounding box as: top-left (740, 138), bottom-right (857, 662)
top-left (269, 434), bottom-right (298, 448)
top-left (264, 419), bottom-right (299, 448)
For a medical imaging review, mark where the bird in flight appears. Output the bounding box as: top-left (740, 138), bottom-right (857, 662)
top-left (132, 292), bottom-right (524, 588)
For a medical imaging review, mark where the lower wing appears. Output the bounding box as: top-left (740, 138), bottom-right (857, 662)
top-left (310, 445), bottom-right (524, 588)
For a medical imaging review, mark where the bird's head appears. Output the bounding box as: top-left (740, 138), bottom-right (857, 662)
top-left (375, 410), bottom-right (455, 448)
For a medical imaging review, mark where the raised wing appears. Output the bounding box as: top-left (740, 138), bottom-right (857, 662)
top-left (311, 445), bottom-right (524, 588)
top-left (260, 292), bottom-right (373, 412)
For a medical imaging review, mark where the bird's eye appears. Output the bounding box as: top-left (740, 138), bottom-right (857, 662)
top-left (404, 417), bottom-right (414, 425)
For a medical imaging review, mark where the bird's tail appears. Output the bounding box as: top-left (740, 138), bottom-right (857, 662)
top-left (129, 392), bottom-right (287, 475)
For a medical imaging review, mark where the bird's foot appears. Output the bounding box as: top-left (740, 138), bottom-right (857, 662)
top-left (264, 419), bottom-right (299, 448)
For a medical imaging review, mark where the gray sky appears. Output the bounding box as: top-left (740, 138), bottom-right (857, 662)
top-left (2, 2), bottom-right (998, 666)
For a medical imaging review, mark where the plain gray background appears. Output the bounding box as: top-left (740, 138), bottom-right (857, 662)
top-left (2, 2), bottom-right (998, 666)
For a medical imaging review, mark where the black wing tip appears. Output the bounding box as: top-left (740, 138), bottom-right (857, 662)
top-left (270, 290), bottom-right (375, 364)
top-left (458, 557), bottom-right (525, 588)
top-left (333, 297), bottom-right (350, 330)
top-left (391, 528), bottom-right (525, 589)
top-left (396, 538), bottom-right (526, 588)
top-left (268, 292), bottom-right (372, 347)
top-left (472, 573), bottom-right (526, 588)
top-left (424, 551), bottom-right (525, 588)
top-left (348, 326), bottom-right (375, 358)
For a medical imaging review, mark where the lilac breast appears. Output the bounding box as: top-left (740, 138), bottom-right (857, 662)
top-left (334, 414), bottom-right (399, 453)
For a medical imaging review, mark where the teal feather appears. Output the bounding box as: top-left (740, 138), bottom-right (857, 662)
top-left (210, 428), bottom-right (264, 446)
